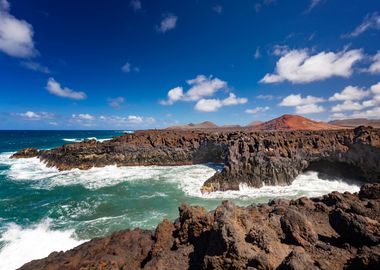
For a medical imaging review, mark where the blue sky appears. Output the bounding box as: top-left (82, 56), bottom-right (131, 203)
top-left (0, 0), bottom-right (380, 129)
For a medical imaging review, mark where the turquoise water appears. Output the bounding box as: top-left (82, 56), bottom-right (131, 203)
top-left (0, 131), bottom-right (361, 270)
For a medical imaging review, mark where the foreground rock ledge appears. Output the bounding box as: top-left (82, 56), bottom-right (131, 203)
top-left (11, 126), bottom-right (380, 192)
top-left (20, 184), bottom-right (380, 270)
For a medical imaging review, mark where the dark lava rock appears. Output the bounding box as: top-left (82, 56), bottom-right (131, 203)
top-left (359, 183), bottom-right (380, 199)
top-left (11, 127), bottom-right (380, 192)
top-left (18, 184), bottom-right (380, 270)
top-left (11, 148), bottom-right (40, 158)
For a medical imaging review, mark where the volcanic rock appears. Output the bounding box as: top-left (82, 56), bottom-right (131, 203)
top-left (19, 184), bottom-right (380, 270)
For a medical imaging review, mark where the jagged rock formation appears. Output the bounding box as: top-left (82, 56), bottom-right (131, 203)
top-left (11, 126), bottom-right (380, 192)
top-left (19, 184), bottom-right (380, 270)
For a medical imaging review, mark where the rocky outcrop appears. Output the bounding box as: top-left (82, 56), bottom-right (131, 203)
top-left (19, 184), bottom-right (380, 270)
top-left (11, 126), bottom-right (380, 192)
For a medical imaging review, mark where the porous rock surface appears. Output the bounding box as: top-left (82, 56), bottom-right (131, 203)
top-left (11, 126), bottom-right (380, 192)
top-left (19, 184), bottom-right (380, 270)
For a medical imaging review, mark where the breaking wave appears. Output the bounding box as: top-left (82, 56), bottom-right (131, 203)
top-left (0, 220), bottom-right (84, 270)
top-left (0, 152), bottom-right (361, 199)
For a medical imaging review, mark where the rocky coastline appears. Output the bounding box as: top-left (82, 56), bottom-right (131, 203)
top-left (19, 183), bottom-right (380, 270)
top-left (11, 126), bottom-right (380, 192)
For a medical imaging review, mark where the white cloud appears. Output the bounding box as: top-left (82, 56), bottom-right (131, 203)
top-left (161, 75), bottom-right (246, 112)
top-left (46, 78), bottom-right (87, 100)
top-left (185, 75), bottom-right (227, 101)
top-left (331, 100), bottom-right (367, 112)
top-left (127, 115), bottom-right (143, 124)
top-left (331, 107), bottom-right (380, 120)
top-left (329, 81), bottom-right (380, 117)
top-left (329, 86), bottom-right (369, 101)
top-left (21, 61), bottom-right (50, 74)
top-left (194, 99), bottom-right (222, 112)
top-left (261, 49), bottom-right (363, 84)
top-left (130, 0), bottom-right (141, 11)
top-left (160, 87), bottom-right (184, 105)
top-left (195, 93), bottom-right (247, 112)
top-left (15, 111), bottom-right (54, 120)
top-left (345, 12), bottom-right (380, 38)
top-left (368, 51), bottom-right (380, 74)
top-left (72, 113), bottom-right (94, 121)
top-left (245, 106), bottom-right (270, 114)
top-left (279, 94), bottom-right (325, 106)
top-left (221, 93), bottom-right (248, 106)
top-left (212, 5), bottom-right (223, 14)
top-left (157, 14), bottom-right (177, 33)
top-left (0, 0), bottom-right (36, 58)
top-left (161, 75), bottom-right (227, 104)
top-left (108, 97), bottom-right (125, 108)
top-left (279, 94), bottom-right (325, 115)
top-left (295, 104), bottom-right (325, 114)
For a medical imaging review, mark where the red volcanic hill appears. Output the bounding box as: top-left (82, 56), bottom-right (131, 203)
top-left (252, 114), bottom-right (341, 131)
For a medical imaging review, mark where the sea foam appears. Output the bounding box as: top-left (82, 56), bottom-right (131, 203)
top-left (0, 152), bottom-right (361, 199)
top-left (0, 220), bottom-right (84, 270)
top-left (62, 137), bottom-right (112, 143)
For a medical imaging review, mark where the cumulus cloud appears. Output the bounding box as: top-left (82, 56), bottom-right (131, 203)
top-left (195, 93), bottom-right (247, 112)
top-left (14, 111), bottom-right (54, 120)
top-left (160, 75), bottom-right (247, 112)
top-left (160, 87), bottom-right (184, 105)
top-left (21, 61), bottom-right (50, 74)
top-left (331, 100), bottom-right (368, 112)
top-left (261, 49), bottom-right (363, 84)
top-left (279, 94), bottom-right (325, 115)
top-left (46, 78), bottom-right (87, 100)
top-left (330, 107), bottom-right (380, 120)
top-left (295, 104), bottom-right (325, 114)
top-left (0, 0), bottom-right (36, 58)
top-left (130, 0), bottom-right (141, 11)
top-left (160, 75), bottom-right (227, 104)
top-left (368, 51), bottom-right (380, 74)
top-left (329, 85), bottom-right (370, 101)
top-left (345, 12), bottom-right (380, 38)
top-left (279, 94), bottom-right (325, 106)
top-left (108, 97), bottom-right (125, 108)
top-left (245, 106), bottom-right (270, 114)
top-left (157, 14), bottom-right (177, 33)
top-left (329, 82), bottom-right (380, 117)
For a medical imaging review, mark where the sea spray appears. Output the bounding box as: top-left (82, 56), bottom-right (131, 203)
top-left (0, 220), bottom-right (84, 270)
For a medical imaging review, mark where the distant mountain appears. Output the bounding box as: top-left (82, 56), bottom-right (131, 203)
top-left (329, 118), bottom-right (380, 128)
top-left (246, 121), bottom-right (263, 127)
top-left (166, 121), bottom-right (218, 130)
top-left (252, 114), bottom-right (341, 131)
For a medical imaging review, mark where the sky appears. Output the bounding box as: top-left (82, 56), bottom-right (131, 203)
top-left (0, 0), bottom-right (380, 130)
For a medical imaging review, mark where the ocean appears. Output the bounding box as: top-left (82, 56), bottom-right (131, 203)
top-left (0, 130), bottom-right (361, 270)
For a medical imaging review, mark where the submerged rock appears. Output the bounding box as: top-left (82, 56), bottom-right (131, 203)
top-left (19, 184), bottom-right (380, 270)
